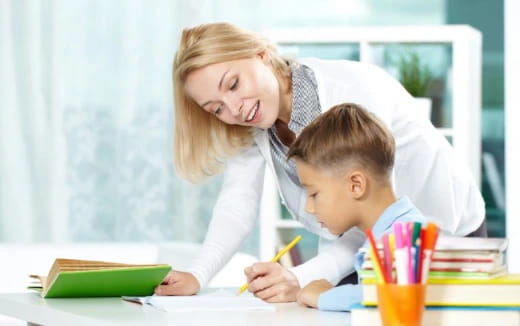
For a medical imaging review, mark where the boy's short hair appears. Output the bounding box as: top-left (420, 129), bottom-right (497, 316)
top-left (287, 103), bottom-right (395, 183)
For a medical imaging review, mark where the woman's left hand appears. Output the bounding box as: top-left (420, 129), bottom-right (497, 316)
top-left (244, 262), bottom-right (300, 302)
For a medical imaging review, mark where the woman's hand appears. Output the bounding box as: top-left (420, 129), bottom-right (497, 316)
top-left (296, 279), bottom-right (333, 308)
top-left (244, 262), bottom-right (300, 302)
top-left (154, 270), bottom-right (200, 296)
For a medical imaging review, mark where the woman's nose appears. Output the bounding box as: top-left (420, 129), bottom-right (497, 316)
top-left (224, 94), bottom-right (243, 117)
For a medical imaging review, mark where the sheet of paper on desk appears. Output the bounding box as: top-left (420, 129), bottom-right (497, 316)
top-left (122, 289), bottom-right (275, 312)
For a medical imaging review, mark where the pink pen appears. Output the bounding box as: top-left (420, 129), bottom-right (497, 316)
top-left (402, 222), bottom-right (413, 284)
top-left (408, 222), bottom-right (415, 284)
top-left (400, 223), bottom-right (408, 284)
top-left (393, 222), bottom-right (407, 284)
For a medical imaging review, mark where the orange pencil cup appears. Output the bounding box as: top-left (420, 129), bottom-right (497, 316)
top-left (376, 284), bottom-right (427, 326)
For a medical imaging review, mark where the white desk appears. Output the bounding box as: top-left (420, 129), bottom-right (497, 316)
top-left (0, 293), bottom-right (350, 326)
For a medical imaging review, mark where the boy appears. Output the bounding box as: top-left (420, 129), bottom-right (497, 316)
top-left (287, 103), bottom-right (425, 311)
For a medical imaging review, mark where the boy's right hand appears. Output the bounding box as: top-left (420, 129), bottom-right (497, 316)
top-left (154, 270), bottom-right (200, 296)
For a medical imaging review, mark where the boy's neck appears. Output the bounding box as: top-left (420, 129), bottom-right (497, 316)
top-left (357, 186), bottom-right (397, 231)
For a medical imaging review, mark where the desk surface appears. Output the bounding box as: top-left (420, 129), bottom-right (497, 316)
top-left (0, 293), bottom-right (350, 326)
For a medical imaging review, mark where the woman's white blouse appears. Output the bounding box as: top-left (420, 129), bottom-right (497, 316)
top-left (185, 58), bottom-right (485, 288)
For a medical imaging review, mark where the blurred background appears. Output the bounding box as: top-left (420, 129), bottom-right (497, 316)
top-left (0, 0), bottom-right (506, 262)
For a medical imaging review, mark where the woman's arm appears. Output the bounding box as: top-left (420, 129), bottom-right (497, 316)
top-left (155, 144), bottom-right (266, 296)
top-left (185, 144), bottom-right (266, 288)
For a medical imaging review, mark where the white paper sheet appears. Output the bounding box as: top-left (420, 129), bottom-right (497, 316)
top-left (123, 289), bottom-right (275, 312)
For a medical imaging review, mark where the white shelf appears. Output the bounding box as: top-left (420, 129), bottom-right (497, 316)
top-left (258, 25), bottom-right (482, 261)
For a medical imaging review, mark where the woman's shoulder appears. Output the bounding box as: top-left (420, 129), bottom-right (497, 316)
top-left (297, 57), bottom-right (407, 114)
top-left (298, 57), bottom-right (400, 93)
top-left (297, 57), bottom-right (387, 77)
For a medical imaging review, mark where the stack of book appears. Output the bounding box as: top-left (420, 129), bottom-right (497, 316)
top-left (359, 235), bottom-right (508, 280)
top-left (352, 236), bottom-right (520, 326)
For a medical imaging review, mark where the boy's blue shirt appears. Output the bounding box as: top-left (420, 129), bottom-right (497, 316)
top-left (317, 196), bottom-right (425, 312)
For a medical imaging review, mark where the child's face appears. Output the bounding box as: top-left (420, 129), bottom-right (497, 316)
top-left (184, 54), bottom-right (282, 129)
top-left (296, 160), bottom-right (361, 235)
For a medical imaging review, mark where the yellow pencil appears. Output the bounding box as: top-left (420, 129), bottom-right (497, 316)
top-left (237, 235), bottom-right (302, 295)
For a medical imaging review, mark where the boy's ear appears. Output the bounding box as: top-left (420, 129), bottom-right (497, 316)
top-left (345, 170), bottom-right (367, 199)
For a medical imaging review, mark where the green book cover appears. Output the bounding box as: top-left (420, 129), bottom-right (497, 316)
top-left (31, 259), bottom-right (172, 298)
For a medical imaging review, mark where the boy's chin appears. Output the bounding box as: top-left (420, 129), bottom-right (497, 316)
top-left (325, 226), bottom-right (343, 236)
top-left (329, 225), bottom-right (355, 236)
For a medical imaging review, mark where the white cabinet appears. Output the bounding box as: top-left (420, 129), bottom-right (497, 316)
top-left (257, 25), bottom-right (482, 261)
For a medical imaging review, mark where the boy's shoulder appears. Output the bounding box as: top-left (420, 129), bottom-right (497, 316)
top-left (376, 196), bottom-right (426, 236)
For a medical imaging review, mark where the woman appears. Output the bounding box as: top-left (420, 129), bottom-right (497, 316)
top-left (155, 22), bottom-right (485, 302)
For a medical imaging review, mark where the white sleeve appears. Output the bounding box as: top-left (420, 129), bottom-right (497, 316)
top-left (392, 124), bottom-right (485, 236)
top-left (185, 144), bottom-right (266, 288)
top-left (290, 228), bottom-right (366, 287)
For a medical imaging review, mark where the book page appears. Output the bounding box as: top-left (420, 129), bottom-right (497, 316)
top-left (123, 289), bottom-right (275, 312)
top-left (55, 258), bottom-right (167, 271)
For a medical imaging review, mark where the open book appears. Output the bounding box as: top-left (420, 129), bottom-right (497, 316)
top-left (123, 289), bottom-right (275, 312)
top-left (30, 258), bottom-right (171, 298)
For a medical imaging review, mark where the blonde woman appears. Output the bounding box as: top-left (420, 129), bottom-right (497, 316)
top-left (155, 22), bottom-right (486, 302)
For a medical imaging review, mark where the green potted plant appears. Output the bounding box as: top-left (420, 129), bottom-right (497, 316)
top-left (397, 52), bottom-right (433, 120)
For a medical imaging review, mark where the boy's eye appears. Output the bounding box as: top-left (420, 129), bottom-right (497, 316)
top-left (230, 78), bottom-right (238, 91)
top-left (310, 192), bottom-right (318, 198)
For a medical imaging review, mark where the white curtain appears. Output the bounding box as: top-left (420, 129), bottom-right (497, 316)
top-left (0, 0), bottom-right (230, 243)
top-left (0, 0), bottom-right (443, 250)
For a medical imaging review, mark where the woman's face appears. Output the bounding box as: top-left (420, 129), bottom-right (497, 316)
top-left (184, 54), bottom-right (282, 129)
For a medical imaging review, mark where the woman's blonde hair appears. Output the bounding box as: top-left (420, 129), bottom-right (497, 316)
top-left (173, 22), bottom-right (291, 183)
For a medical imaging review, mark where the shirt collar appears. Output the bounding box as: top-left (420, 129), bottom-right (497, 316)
top-left (371, 196), bottom-right (415, 239)
top-left (287, 64), bottom-right (321, 135)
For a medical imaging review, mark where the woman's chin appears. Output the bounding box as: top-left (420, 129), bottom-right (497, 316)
top-left (256, 118), bottom-right (276, 129)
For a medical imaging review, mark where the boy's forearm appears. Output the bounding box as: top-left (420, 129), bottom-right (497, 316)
top-left (317, 284), bottom-right (363, 311)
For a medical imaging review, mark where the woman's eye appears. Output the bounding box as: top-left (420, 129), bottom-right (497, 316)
top-left (214, 106), bottom-right (222, 115)
top-left (230, 79), bottom-right (238, 91)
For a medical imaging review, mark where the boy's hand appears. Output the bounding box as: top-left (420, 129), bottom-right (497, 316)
top-left (244, 262), bottom-right (300, 302)
top-left (154, 270), bottom-right (200, 296)
top-left (296, 279), bottom-right (333, 308)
